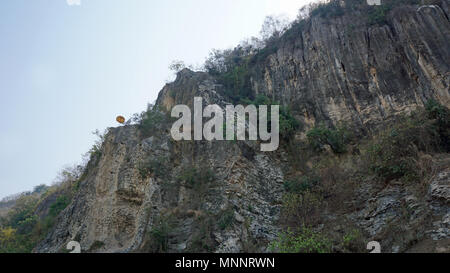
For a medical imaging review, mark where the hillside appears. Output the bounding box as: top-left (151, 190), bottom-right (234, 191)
top-left (1, 0), bottom-right (449, 253)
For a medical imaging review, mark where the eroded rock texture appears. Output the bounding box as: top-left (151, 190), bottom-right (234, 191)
top-left (36, 1), bottom-right (449, 253)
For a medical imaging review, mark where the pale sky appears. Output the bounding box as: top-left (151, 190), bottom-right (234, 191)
top-left (0, 0), bottom-right (315, 199)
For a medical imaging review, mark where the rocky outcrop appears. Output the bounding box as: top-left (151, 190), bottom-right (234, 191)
top-left (36, 123), bottom-right (285, 253)
top-left (248, 2), bottom-right (449, 135)
top-left (35, 1), bottom-right (450, 253)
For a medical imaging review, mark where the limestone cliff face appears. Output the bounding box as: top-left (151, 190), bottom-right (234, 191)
top-left (35, 1), bottom-right (450, 253)
top-left (249, 3), bottom-right (450, 135)
top-left (36, 125), bottom-right (285, 253)
top-left (156, 2), bottom-right (449, 136)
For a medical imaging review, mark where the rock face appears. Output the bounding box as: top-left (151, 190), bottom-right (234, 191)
top-left (36, 124), bottom-right (285, 253)
top-left (248, 3), bottom-right (450, 135)
top-left (156, 3), bottom-right (449, 135)
top-left (35, 1), bottom-right (450, 253)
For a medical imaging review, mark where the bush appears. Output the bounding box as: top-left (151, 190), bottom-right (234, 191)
top-left (425, 99), bottom-right (450, 151)
top-left (0, 163), bottom-right (84, 253)
top-left (366, 101), bottom-right (449, 182)
top-left (48, 196), bottom-right (70, 218)
top-left (367, 5), bottom-right (391, 26)
top-left (310, 0), bottom-right (345, 19)
top-left (279, 106), bottom-right (301, 140)
top-left (177, 167), bottom-right (215, 190)
top-left (367, 139), bottom-right (416, 182)
top-left (270, 227), bottom-right (331, 253)
top-left (139, 105), bottom-right (166, 137)
top-left (145, 215), bottom-right (174, 253)
top-left (219, 62), bottom-right (252, 102)
top-left (177, 166), bottom-right (216, 209)
top-left (307, 123), bottom-right (350, 154)
top-left (241, 94), bottom-right (300, 140)
top-left (204, 47), bottom-right (254, 103)
top-left (281, 191), bottom-right (322, 227)
top-left (0, 192), bottom-right (72, 253)
top-left (284, 175), bottom-right (320, 194)
top-left (32, 185), bottom-right (48, 194)
top-left (187, 215), bottom-right (216, 252)
top-left (304, 0), bottom-right (423, 27)
top-left (88, 240), bottom-right (105, 252)
top-left (342, 229), bottom-right (364, 252)
top-left (218, 209), bottom-right (235, 230)
top-left (138, 156), bottom-right (169, 179)
top-left (88, 129), bottom-right (107, 158)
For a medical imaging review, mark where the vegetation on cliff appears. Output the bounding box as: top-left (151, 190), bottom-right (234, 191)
top-left (272, 100), bottom-right (449, 252)
top-left (0, 166), bottom-right (85, 252)
top-left (1, 0), bottom-right (449, 253)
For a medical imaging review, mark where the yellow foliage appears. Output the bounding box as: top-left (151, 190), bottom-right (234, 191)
top-left (0, 227), bottom-right (16, 242)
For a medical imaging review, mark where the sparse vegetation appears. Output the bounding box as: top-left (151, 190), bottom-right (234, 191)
top-left (187, 215), bottom-right (216, 252)
top-left (138, 104), bottom-right (167, 138)
top-left (240, 94), bottom-right (301, 139)
top-left (177, 166), bottom-right (216, 209)
top-left (0, 165), bottom-right (85, 253)
top-left (138, 156), bottom-right (169, 179)
top-left (143, 214), bottom-right (174, 253)
top-left (367, 4), bottom-right (391, 25)
top-left (270, 227), bottom-right (331, 253)
top-left (88, 129), bottom-right (107, 159)
top-left (217, 208), bottom-right (235, 230)
top-left (88, 240), bottom-right (105, 252)
top-left (307, 123), bottom-right (351, 154)
top-left (177, 167), bottom-right (215, 189)
top-left (281, 191), bottom-right (323, 228)
top-left (284, 175), bottom-right (320, 194)
top-left (366, 100), bottom-right (449, 182)
top-left (341, 229), bottom-right (364, 252)
top-left (274, 101), bottom-right (449, 252)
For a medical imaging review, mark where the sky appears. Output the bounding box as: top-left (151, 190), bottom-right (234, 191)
top-left (0, 0), bottom-right (315, 199)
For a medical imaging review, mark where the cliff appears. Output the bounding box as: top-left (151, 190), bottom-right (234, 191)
top-left (33, 0), bottom-right (449, 253)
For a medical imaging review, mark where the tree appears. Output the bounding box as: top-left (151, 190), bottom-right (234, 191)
top-left (260, 15), bottom-right (290, 45)
top-left (53, 165), bottom-right (83, 186)
top-left (168, 60), bottom-right (187, 73)
top-left (32, 184), bottom-right (48, 194)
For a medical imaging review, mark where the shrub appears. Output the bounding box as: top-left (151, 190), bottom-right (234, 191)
top-left (241, 94), bottom-right (301, 140)
top-left (270, 227), bottom-right (331, 253)
top-left (138, 105), bottom-right (166, 137)
top-left (177, 167), bottom-right (215, 190)
top-left (310, 0), bottom-right (345, 19)
top-left (279, 106), bottom-right (301, 140)
top-left (48, 196), bottom-right (70, 218)
top-left (187, 216), bottom-right (216, 252)
top-left (177, 166), bottom-right (216, 209)
top-left (219, 62), bottom-right (252, 102)
top-left (307, 123), bottom-right (350, 154)
top-left (145, 215), bottom-right (173, 253)
top-left (88, 129), bottom-right (107, 158)
top-left (0, 192), bottom-right (72, 253)
top-left (366, 101), bottom-right (449, 182)
top-left (138, 156), bottom-right (169, 179)
top-left (32, 185), bottom-right (48, 194)
top-left (88, 240), bottom-right (105, 252)
top-left (204, 47), bottom-right (253, 103)
top-left (218, 208), bottom-right (235, 230)
top-left (284, 175), bottom-right (320, 194)
top-left (367, 139), bottom-right (416, 182)
top-left (425, 99), bottom-right (450, 151)
top-left (281, 191), bottom-right (322, 227)
top-left (367, 5), bottom-right (391, 26)
top-left (342, 229), bottom-right (364, 252)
